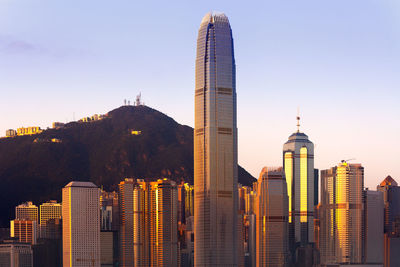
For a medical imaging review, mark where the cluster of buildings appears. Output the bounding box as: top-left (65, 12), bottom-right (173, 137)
top-left (0, 11), bottom-right (398, 267)
top-left (5, 127), bottom-right (43, 137)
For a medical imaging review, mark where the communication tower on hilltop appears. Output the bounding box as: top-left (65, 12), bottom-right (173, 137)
top-left (135, 93), bottom-right (143, 106)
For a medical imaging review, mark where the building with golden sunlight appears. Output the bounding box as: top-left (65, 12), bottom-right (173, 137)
top-left (62, 181), bottom-right (100, 267)
top-left (118, 178), bottom-right (135, 267)
top-left (283, 123), bottom-right (315, 261)
top-left (10, 220), bottom-right (37, 245)
top-left (320, 162), bottom-right (364, 266)
top-left (39, 200), bottom-right (62, 239)
top-left (255, 167), bottom-right (289, 267)
top-left (194, 12), bottom-right (238, 266)
top-left (132, 179), bottom-right (178, 267)
top-left (16, 127), bottom-right (42, 136)
top-left (15, 202), bottom-right (38, 223)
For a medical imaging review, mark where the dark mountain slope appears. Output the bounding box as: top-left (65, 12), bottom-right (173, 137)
top-left (0, 105), bottom-right (256, 226)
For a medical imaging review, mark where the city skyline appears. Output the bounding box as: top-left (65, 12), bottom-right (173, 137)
top-left (1, 0), bottom-right (399, 190)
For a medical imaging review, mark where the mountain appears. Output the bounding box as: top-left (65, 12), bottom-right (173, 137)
top-left (0, 105), bottom-right (256, 226)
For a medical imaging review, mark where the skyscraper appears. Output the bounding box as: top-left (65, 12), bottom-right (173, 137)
top-left (377, 176), bottom-right (400, 267)
top-left (118, 178), bottom-right (134, 267)
top-left (194, 12), bottom-right (238, 266)
top-left (62, 181), bottom-right (100, 267)
top-left (283, 119), bottom-right (315, 252)
top-left (363, 189), bottom-right (384, 264)
top-left (320, 162), bottom-right (364, 265)
top-left (255, 167), bottom-right (289, 267)
top-left (132, 179), bottom-right (178, 267)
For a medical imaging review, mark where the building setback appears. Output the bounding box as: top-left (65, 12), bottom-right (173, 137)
top-left (194, 12), bottom-right (238, 266)
top-left (62, 181), bottom-right (100, 267)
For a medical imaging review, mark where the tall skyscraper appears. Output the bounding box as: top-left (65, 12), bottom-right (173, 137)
top-left (194, 12), bottom-right (238, 266)
top-left (255, 167), bottom-right (289, 267)
top-left (283, 118), bottom-right (315, 252)
top-left (320, 162), bottom-right (364, 265)
top-left (118, 178), bottom-right (134, 267)
top-left (62, 181), bottom-right (100, 267)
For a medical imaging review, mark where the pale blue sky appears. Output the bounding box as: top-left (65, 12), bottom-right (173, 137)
top-left (0, 0), bottom-right (399, 189)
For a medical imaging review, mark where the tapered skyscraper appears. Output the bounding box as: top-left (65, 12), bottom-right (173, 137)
top-left (194, 12), bottom-right (238, 266)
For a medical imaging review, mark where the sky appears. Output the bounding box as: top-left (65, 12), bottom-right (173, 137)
top-left (0, 0), bottom-right (399, 189)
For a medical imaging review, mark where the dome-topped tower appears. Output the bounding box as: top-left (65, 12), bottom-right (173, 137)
top-left (283, 117), bottom-right (315, 259)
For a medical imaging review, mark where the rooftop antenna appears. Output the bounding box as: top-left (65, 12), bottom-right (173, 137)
top-left (296, 107), bottom-right (300, 133)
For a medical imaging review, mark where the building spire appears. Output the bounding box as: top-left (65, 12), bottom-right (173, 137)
top-left (296, 107), bottom-right (300, 133)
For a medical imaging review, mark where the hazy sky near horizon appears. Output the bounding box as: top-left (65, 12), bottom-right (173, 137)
top-left (1, 0), bottom-right (399, 189)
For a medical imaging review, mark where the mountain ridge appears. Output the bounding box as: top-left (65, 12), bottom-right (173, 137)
top-left (0, 105), bottom-right (256, 226)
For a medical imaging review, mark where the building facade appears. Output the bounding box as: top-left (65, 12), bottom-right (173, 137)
top-left (10, 220), bottom-right (37, 245)
top-left (283, 126), bottom-right (315, 259)
top-left (255, 167), bottom-right (289, 267)
top-left (0, 241), bottom-right (33, 267)
top-left (118, 178), bottom-right (134, 267)
top-left (377, 176), bottom-right (400, 267)
top-left (62, 181), bottom-right (100, 267)
top-left (133, 179), bottom-right (178, 267)
top-left (39, 200), bottom-right (62, 239)
top-left (364, 189), bottom-right (384, 264)
top-left (194, 12), bottom-right (238, 266)
top-left (15, 202), bottom-right (38, 222)
top-left (320, 162), bottom-right (364, 265)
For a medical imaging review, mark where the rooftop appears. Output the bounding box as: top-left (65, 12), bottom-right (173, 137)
top-left (64, 181), bottom-right (97, 188)
top-left (379, 175), bottom-right (398, 187)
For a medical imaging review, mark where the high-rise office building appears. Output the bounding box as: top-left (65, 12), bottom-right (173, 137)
top-left (377, 176), bottom-right (400, 267)
top-left (10, 220), bottom-right (37, 245)
top-left (62, 181), bottom-right (100, 267)
top-left (255, 167), bottom-right (289, 267)
top-left (118, 178), bottom-right (134, 267)
top-left (320, 162), bottom-right (364, 265)
top-left (377, 176), bottom-right (400, 235)
top-left (39, 200), bottom-right (62, 239)
top-left (194, 12), bottom-right (238, 266)
top-left (283, 120), bottom-right (315, 252)
top-left (133, 179), bottom-right (178, 267)
top-left (15, 202), bottom-right (38, 222)
top-left (363, 189), bottom-right (384, 264)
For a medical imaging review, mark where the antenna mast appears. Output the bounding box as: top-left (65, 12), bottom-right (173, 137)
top-left (296, 107), bottom-right (300, 133)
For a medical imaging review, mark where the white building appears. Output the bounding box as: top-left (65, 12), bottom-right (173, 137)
top-left (62, 181), bottom-right (100, 267)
